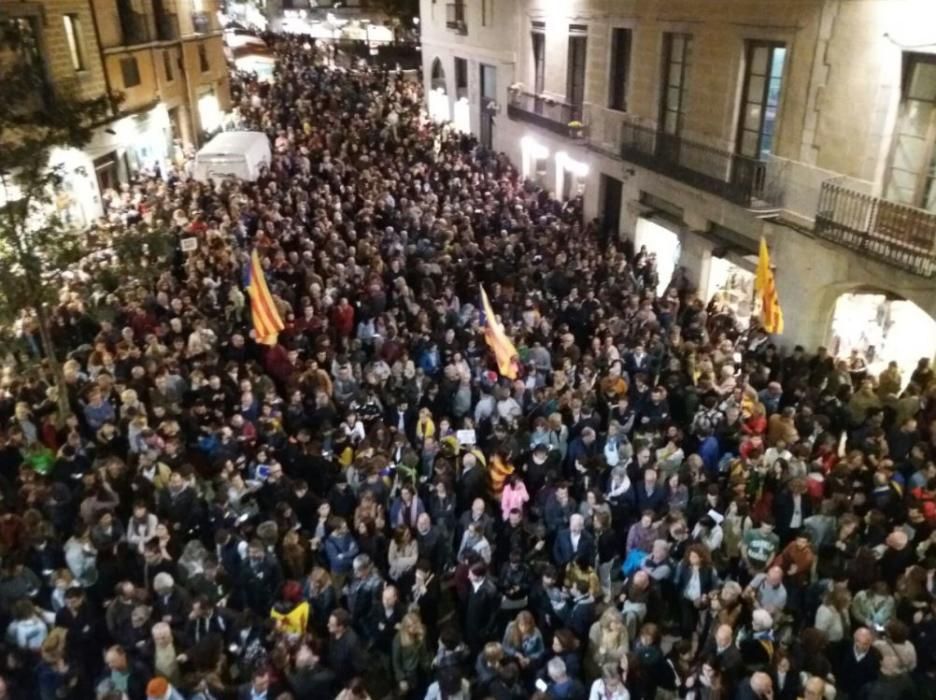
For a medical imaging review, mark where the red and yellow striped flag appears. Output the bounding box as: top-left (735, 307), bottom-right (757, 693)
top-left (480, 286), bottom-right (519, 379)
top-left (489, 454), bottom-right (514, 496)
top-left (755, 237), bottom-right (784, 335)
top-left (244, 249), bottom-right (284, 345)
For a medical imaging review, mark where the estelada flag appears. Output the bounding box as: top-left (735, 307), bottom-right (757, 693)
top-left (243, 249), bottom-right (285, 345)
top-left (489, 454), bottom-right (514, 496)
top-left (480, 286), bottom-right (519, 379)
top-left (754, 237), bottom-right (784, 335)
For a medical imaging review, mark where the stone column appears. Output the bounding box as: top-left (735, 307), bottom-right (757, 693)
top-left (678, 230), bottom-right (713, 297)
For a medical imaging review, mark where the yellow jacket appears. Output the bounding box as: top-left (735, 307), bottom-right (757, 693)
top-left (270, 601), bottom-right (309, 636)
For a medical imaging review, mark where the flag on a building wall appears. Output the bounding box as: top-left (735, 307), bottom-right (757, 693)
top-left (755, 237), bottom-right (784, 335)
top-left (480, 286), bottom-right (519, 379)
top-left (244, 249), bottom-right (284, 345)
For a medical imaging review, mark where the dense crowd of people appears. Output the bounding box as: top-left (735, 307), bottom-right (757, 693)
top-left (0, 33), bottom-right (935, 700)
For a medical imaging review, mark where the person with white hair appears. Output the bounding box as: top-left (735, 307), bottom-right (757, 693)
top-left (738, 609), bottom-right (776, 671)
top-left (149, 621), bottom-right (182, 686)
top-left (801, 675), bottom-right (827, 700)
top-left (752, 608), bottom-right (774, 633)
top-left (152, 573), bottom-right (191, 631)
top-left (554, 512), bottom-right (595, 568)
top-left (546, 655), bottom-right (587, 700)
top-left (736, 671), bottom-right (773, 699)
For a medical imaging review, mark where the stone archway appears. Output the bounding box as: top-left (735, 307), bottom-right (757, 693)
top-left (826, 284), bottom-right (936, 384)
top-left (428, 57), bottom-right (451, 123)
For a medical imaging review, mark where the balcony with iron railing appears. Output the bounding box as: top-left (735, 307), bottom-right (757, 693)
top-left (507, 89), bottom-right (586, 140)
top-left (446, 3), bottom-right (467, 34)
top-left (156, 12), bottom-right (179, 41)
top-left (119, 9), bottom-right (152, 46)
top-left (815, 180), bottom-right (936, 278)
top-left (191, 11), bottom-right (212, 34)
top-left (618, 120), bottom-right (767, 208)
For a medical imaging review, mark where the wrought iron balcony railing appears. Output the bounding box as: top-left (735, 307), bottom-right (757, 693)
top-left (119, 10), bottom-right (152, 46)
top-left (446, 4), bottom-right (467, 34)
top-left (506, 89), bottom-right (586, 140)
top-left (156, 12), bottom-right (179, 41)
top-left (815, 180), bottom-right (936, 278)
top-left (618, 120), bottom-right (767, 207)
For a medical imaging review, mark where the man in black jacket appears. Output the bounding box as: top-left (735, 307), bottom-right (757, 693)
top-left (55, 586), bottom-right (103, 690)
top-left (152, 572), bottom-right (191, 633)
top-left (835, 627), bottom-right (881, 700)
top-left (735, 671), bottom-right (774, 700)
top-left (286, 641), bottom-right (336, 698)
top-left (457, 452), bottom-right (488, 513)
top-left (326, 609), bottom-right (368, 687)
top-left (235, 539), bottom-right (282, 615)
top-left (416, 513), bottom-right (449, 572)
top-left (365, 584), bottom-right (404, 655)
top-left (157, 471), bottom-right (201, 538)
top-left (347, 554), bottom-right (385, 634)
top-left (464, 561), bottom-right (501, 655)
top-left (97, 645), bottom-right (148, 700)
top-left (701, 624), bottom-right (744, 693)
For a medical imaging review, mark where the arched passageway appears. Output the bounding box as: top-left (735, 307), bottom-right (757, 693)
top-left (428, 58), bottom-right (450, 122)
top-left (828, 288), bottom-right (936, 387)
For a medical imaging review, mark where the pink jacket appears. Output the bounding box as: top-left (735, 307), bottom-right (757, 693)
top-left (501, 482), bottom-right (530, 520)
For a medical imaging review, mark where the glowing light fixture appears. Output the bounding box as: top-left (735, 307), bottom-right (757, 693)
top-left (198, 93), bottom-right (222, 133)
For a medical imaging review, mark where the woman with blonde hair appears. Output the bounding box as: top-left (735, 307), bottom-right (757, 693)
top-left (502, 610), bottom-right (545, 671)
top-left (391, 612), bottom-right (432, 699)
top-left (304, 567), bottom-right (337, 636)
top-left (586, 607), bottom-right (629, 680)
top-left (589, 661), bottom-right (630, 700)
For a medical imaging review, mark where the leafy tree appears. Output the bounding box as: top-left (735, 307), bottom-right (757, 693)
top-left (0, 22), bottom-right (170, 423)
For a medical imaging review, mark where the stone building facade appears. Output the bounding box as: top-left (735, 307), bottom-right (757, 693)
top-left (421, 0), bottom-right (936, 361)
top-left (0, 0), bottom-right (231, 224)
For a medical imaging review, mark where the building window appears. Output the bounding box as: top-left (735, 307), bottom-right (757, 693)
top-left (163, 49), bottom-right (174, 81)
top-left (567, 25), bottom-right (588, 110)
top-left (531, 23), bottom-right (545, 95)
top-left (608, 27), bottom-right (631, 111)
top-left (198, 44), bottom-right (210, 72)
top-left (63, 14), bottom-right (86, 72)
top-left (886, 53), bottom-right (936, 211)
top-left (660, 32), bottom-right (692, 135)
top-left (737, 41), bottom-right (787, 159)
top-left (454, 56), bottom-right (468, 99)
top-left (120, 56), bottom-right (141, 88)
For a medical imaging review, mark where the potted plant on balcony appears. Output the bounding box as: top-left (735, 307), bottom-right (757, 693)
top-left (568, 120), bottom-right (584, 138)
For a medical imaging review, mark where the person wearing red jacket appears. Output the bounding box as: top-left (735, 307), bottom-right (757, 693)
top-left (331, 297), bottom-right (355, 338)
